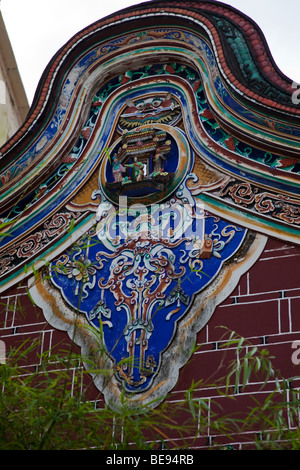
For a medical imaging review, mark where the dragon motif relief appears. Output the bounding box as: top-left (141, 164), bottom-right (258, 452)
top-left (217, 179), bottom-right (300, 225)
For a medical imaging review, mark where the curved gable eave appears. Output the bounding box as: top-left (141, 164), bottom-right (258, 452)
top-left (0, 1), bottom-right (299, 296)
top-left (0, 1), bottom-right (299, 164)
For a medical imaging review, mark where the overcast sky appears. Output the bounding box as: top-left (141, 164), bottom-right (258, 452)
top-left (1, 0), bottom-right (300, 105)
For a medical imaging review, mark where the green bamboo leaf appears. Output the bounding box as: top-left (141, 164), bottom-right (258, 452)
top-left (68, 218), bottom-right (75, 233)
top-left (104, 147), bottom-right (112, 164)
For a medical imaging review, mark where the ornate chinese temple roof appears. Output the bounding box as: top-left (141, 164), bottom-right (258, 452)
top-left (0, 1), bottom-right (299, 408)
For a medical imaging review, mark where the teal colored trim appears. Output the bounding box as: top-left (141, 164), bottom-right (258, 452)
top-left (0, 213), bottom-right (95, 291)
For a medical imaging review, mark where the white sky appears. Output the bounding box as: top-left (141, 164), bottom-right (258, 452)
top-left (1, 0), bottom-right (300, 105)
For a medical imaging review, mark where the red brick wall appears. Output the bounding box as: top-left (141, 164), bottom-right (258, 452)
top-left (1, 236), bottom-right (300, 448)
top-left (171, 236), bottom-right (300, 449)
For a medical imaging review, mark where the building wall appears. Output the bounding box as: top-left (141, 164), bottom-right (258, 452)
top-left (1, 235), bottom-right (299, 448)
top-left (0, 13), bottom-right (29, 146)
top-left (172, 236), bottom-right (300, 448)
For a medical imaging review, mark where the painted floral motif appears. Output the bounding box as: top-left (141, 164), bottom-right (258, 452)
top-left (55, 252), bottom-right (98, 295)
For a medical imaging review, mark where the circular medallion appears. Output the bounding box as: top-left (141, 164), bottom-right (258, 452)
top-left (99, 123), bottom-right (192, 206)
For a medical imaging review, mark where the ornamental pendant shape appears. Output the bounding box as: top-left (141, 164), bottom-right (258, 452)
top-left (30, 86), bottom-right (266, 409)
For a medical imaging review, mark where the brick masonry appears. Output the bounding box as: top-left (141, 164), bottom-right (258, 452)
top-left (170, 236), bottom-right (300, 448)
top-left (1, 235), bottom-right (300, 449)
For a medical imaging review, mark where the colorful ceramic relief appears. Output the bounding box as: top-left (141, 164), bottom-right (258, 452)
top-left (47, 200), bottom-right (248, 390)
top-left (1, 1), bottom-right (300, 407)
top-left (29, 78), bottom-right (266, 408)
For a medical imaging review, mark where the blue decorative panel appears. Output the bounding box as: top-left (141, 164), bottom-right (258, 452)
top-left (49, 182), bottom-right (247, 393)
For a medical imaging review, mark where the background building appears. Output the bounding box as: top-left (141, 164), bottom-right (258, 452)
top-left (0, 12), bottom-right (28, 146)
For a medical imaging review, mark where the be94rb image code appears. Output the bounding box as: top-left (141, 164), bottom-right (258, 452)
top-left (150, 454), bottom-right (194, 465)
